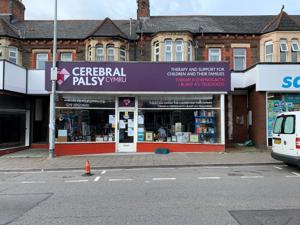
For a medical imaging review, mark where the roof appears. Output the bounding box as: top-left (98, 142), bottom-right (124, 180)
top-left (14, 19), bottom-right (138, 40)
top-left (137, 15), bottom-right (300, 34)
top-left (262, 11), bottom-right (300, 33)
top-left (0, 12), bottom-right (300, 40)
top-left (0, 18), bottom-right (20, 38)
top-left (90, 17), bottom-right (128, 39)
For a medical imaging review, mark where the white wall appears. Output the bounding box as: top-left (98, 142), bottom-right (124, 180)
top-left (4, 61), bottom-right (27, 93)
top-left (27, 70), bottom-right (48, 95)
top-left (0, 61), bottom-right (3, 89)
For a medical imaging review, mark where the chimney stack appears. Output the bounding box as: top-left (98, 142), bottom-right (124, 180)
top-left (0, 0), bottom-right (25, 22)
top-left (137, 0), bottom-right (150, 19)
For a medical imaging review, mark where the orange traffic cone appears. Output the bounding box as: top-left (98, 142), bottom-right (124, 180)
top-left (83, 160), bottom-right (93, 176)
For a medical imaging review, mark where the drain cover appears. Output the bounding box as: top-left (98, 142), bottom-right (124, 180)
top-left (229, 209), bottom-right (300, 225)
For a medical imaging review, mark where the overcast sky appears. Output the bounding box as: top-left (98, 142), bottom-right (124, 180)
top-left (22, 0), bottom-right (300, 20)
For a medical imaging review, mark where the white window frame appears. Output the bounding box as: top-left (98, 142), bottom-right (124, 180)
top-left (280, 40), bottom-right (288, 52)
top-left (164, 39), bottom-right (173, 62)
top-left (153, 41), bottom-right (160, 62)
top-left (280, 40), bottom-right (288, 62)
top-left (265, 41), bottom-right (273, 62)
top-left (95, 45), bottom-right (104, 61)
top-left (60, 52), bottom-right (73, 62)
top-left (120, 48), bottom-right (126, 61)
top-left (208, 48), bottom-right (221, 62)
top-left (36, 53), bottom-right (49, 70)
top-left (8, 46), bottom-right (17, 64)
top-left (107, 45), bottom-right (115, 61)
top-left (292, 40), bottom-right (300, 52)
top-left (187, 41), bottom-right (193, 61)
top-left (233, 48), bottom-right (246, 71)
top-left (175, 39), bottom-right (183, 61)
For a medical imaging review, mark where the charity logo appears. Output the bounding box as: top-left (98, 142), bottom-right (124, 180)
top-left (57, 68), bottom-right (71, 86)
top-left (123, 99), bottom-right (131, 106)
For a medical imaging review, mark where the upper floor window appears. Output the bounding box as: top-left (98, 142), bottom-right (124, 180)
top-left (153, 41), bottom-right (159, 62)
top-left (120, 47), bottom-right (126, 61)
top-left (36, 53), bottom-right (48, 70)
top-left (60, 52), bottom-right (72, 62)
top-left (265, 41), bottom-right (273, 62)
top-left (95, 45), bottom-right (104, 61)
top-left (187, 41), bottom-right (193, 61)
top-left (234, 48), bottom-right (246, 71)
top-left (292, 40), bottom-right (300, 63)
top-left (280, 40), bottom-right (288, 63)
top-left (8, 46), bottom-right (17, 64)
top-left (164, 39), bottom-right (172, 61)
top-left (209, 48), bottom-right (221, 62)
top-left (107, 45), bottom-right (114, 61)
top-left (175, 39), bottom-right (183, 61)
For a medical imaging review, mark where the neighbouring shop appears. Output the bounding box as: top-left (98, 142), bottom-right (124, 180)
top-left (0, 94), bottom-right (30, 151)
top-left (253, 64), bottom-right (300, 147)
top-left (46, 61), bottom-right (230, 156)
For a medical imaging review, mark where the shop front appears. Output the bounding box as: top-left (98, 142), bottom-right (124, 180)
top-left (46, 62), bottom-right (230, 156)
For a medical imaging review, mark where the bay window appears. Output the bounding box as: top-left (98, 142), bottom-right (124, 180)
top-left (164, 39), bottom-right (172, 61)
top-left (265, 41), bottom-right (273, 62)
top-left (107, 45), bottom-right (115, 61)
top-left (120, 47), bottom-right (126, 61)
top-left (175, 39), bottom-right (183, 61)
top-left (153, 41), bottom-right (159, 62)
top-left (95, 45), bottom-right (104, 61)
top-left (8, 46), bottom-right (17, 64)
top-left (280, 40), bottom-right (288, 62)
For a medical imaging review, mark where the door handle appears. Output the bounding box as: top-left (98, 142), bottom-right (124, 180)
top-left (284, 141), bottom-right (287, 145)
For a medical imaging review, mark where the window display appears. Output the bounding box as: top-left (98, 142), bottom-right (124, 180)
top-left (138, 95), bottom-right (221, 144)
top-left (267, 93), bottom-right (300, 146)
top-left (56, 109), bottom-right (115, 142)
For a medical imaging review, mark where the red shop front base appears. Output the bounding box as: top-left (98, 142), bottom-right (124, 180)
top-left (54, 143), bottom-right (224, 156)
top-left (55, 143), bottom-right (115, 156)
top-left (137, 143), bottom-right (225, 153)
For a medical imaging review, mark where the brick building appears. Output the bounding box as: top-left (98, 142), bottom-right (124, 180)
top-left (0, 0), bottom-right (299, 155)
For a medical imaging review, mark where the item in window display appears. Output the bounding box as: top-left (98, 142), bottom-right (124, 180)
top-left (119, 120), bottom-right (126, 129)
top-left (145, 132), bottom-right (154, 141)
top-left (190, 134), bottom-right (199, 143)
top-left (96, 136), bottom-right (104, 142)
top-left (128, 119), bottom-right (134, 128)
top-left (167, 137), bottom-right (172, 142)
top-left (103, 135), bottom-right (108, 141)
top-left (138, 115), bottom-right (144, 125)
top-left (109, 115), bottom-right (115, 124)
top-left (175, 123), bottom-right (182, 132)
top-left (171, 136), bottom-right (177, 142)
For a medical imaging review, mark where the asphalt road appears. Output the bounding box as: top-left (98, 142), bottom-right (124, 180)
top-left (1, 165), bottom-right (300, 225)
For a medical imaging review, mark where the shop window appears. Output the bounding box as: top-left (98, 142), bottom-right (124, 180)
top-left (120, 47), bottom-right (126, 61)
top-left (95, 45), bottom-right (104, 61)
top-left (56, 95), bottom-right (115, 143)
top-left (280, 40), bottom-right (288, 63)
top-left (175, 39), bottom-right (183, 61)
top-left (265, 41), bottom-right (273, 62)
top-left (0, 111), bottom-right (26, 149)
top-left (153, 41), bottom-right (159, 62)
top-left (107, 45), bottom-right (114, 61)
top-left (187, 41), bottom-right (193, 61)
top-left (164, 39), bottom-right (173, 61)
top-left (60, 52), bottom-right (73, 62)
top-left (208, 48), bottom-right (221, 62)
top-left (36, 53), bottom-right (49, 70)
top-left (233, 48), bottom-right (246, 71)
top-left (8, 46), bottom-right (17, 64)
top-left (292, 40), bottom-right (300, 63)
top-left (138, 95), bottom-right (221, 144)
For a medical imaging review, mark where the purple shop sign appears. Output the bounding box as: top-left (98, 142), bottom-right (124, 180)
top-left (45, 62), bottom-right (230, 92)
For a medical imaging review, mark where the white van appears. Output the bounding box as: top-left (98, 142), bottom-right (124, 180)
top-left (271, 111), bottom-right (300, 166)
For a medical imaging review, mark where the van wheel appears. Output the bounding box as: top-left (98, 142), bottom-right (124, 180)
top-left (284, 162), bottom-right (297, 167)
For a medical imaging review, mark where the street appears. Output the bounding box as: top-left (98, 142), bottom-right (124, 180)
top-left (1, 165), bottom-right (300, 225)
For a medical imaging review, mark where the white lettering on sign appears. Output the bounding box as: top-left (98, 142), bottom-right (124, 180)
top-left (71, 67), bottom-right (127, 86)
top-left (72, 67), bottom-right (126, 77)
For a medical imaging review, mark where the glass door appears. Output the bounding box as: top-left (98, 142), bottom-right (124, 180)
top-left (117, 110), bottom-right (136, 152)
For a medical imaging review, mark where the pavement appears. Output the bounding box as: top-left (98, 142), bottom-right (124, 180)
top-left (0, 147), bottom-right (281, 172)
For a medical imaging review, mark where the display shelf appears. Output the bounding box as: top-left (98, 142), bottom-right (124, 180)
top-left (194, 110), bottom-right (217, 144)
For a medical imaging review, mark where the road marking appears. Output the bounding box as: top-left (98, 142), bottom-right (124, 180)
top-left (101, 170), bottom-right (106, 175)
top-left (109, 179), bottom-right (133, 182)
top-left (65, 180), bottom-right (89, 183)
top-left (197, 177), bottom-right (221, 180)
top-left (21, 181), bottom-right (46, 184)
top-left (152, 178), bottom-right (176, 181)
top-left (274, 166), bottom-right (283, 170)
top-left (203, 166), bottom-right (229, 169)
top-left (241, 176), bottom-right (264, 179)
top-left (292, 172), bottom-right (300, 176)
top-left (94, 176), bottom-right (101, 182)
